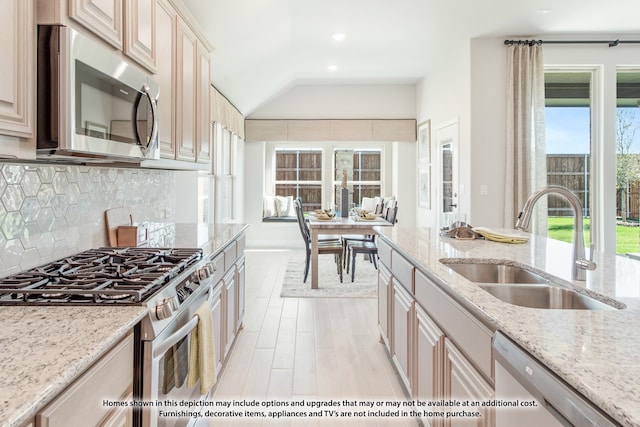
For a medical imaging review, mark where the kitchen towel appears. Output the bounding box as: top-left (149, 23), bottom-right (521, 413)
top-left (173, 336), bottom-right (189, 388)
top-left (187, 302), bottom-right (217, 394)
top-left (162, 346), bottom-right (176, 394)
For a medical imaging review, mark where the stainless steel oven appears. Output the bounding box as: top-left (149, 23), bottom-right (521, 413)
top-left (37, 25), bottom-right (159, 162)
top-left (141, 268), bottom-right (221, 427)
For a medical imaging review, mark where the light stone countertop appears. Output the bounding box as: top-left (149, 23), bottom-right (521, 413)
top-left (0, 223), bottom-right (249, 427)
top-left (377, 226), bottom-right (640, 427)
top-left (0, 306), bottom-right (148, 427)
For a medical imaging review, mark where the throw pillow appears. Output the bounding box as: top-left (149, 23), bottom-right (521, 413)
top-left (263, 196), bottom-right (276, 218)
top-left (361, 197), bottom-right (377, 212)
top-left (275, 195), bottom-right (294, 217)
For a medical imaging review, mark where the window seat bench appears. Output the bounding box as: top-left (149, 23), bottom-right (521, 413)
top-left (262, 216), bottom-right (297, 223)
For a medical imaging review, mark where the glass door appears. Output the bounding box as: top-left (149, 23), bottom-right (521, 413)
top-left (436, 120), bottom-right (459, 229)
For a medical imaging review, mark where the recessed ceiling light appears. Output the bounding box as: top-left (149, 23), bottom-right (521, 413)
top-left (332, 33), bottom-right (346, 41)
top-left (328, 65), bottom-right (337, 72)
top-left (538, 8), bottom-right (551, 14)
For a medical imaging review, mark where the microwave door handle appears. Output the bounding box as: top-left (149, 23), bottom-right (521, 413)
top-left (135, 84), bottom-right (159, 157)
top-left (152, 316), bottom-right (199, 360)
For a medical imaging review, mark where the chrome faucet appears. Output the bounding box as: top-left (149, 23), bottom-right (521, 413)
top-left (515, 185), bottom-right (596, 281)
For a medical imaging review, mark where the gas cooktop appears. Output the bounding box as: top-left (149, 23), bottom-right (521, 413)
top-left (0, 247), bottom-right (202, 305)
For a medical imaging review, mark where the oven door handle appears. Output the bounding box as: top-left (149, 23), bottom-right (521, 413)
top-left (153, 316), bottom-right (199, 359)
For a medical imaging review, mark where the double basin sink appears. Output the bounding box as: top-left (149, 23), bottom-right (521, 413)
top-left (440, 260), bottom-right (620, 310)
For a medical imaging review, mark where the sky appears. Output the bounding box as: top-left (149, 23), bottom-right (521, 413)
top-left (545, 107), bottom-right (640, 154)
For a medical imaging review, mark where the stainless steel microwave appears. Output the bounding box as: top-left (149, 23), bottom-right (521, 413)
top-left (37, 25), bottom-right (159, 162)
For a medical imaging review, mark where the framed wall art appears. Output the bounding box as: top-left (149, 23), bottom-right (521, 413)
top-left (417, 119), bottom-right (431, 164)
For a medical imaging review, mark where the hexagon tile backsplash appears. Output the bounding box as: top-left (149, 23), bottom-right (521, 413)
top-left (0, 163), bottom-right (176, 277)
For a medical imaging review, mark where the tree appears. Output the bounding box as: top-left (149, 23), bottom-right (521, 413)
top-left (616, 109), bottom-right (640, 222)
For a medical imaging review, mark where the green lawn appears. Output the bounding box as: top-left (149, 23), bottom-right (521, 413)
top-left (547, 217), bottom-right (640, 255)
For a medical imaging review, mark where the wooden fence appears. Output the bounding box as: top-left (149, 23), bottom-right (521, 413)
top-left (547, 154), bottom-right (640, 220)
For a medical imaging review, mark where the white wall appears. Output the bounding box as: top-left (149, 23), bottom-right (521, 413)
top-left (469, 38), bottom-right (508, 228)
top-left (415, 42), bottom-right (472, 228)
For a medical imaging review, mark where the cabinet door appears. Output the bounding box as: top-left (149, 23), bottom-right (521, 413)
top-left (236, 257), bottom-right (245, 329)
top-left (378, 264), bottom-right (392, 349)
top-left (155, 0), bottom-right (175, 158)
top-left (392, 279), bottom-right (413, 392)
top-left (209, 282), bottom-right (224, 374)
top-left (99, 391), bottom-right (133, 427)
top-left (0, 0), bottom-right (34, 138)
top-left (195, 41), bottom-right (211, 163)
top-left (36, 333), bottom-right (134, 427)
top-left (223, 269), bottom-right (236, 357)
top-left (175, 17), bottom-right (197, 161)
top-left (124, 0), bottom-right (156, 72)
top-left (444, 339), bottom-right (495, 427)
top-left (69, 0), bottom-right (123, 49)
top-left (415, 304), bottom-right (445, 427)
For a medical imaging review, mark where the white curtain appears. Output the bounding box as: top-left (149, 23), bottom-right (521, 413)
top-left (504, 43), bottom-right (547, 231)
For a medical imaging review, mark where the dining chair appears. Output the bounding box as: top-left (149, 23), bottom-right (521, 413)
top-left (294, 199), bottom-right (344, 283)
top-left (340, 201), bottom-right (383, 268)
top-left (346, 206), bottom-right (397, 282)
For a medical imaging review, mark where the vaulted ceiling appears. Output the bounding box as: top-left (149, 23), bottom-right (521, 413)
top-left (182, 0), bottom-right (640, 115)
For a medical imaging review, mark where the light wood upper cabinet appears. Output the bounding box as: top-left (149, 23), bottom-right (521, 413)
top-left (175, 17), bottom-right (197, 161)
top-left (155, 0), bottom-right (176, 159)
top-left (124, 0), bottom-right (156, 72)
top-left (0, 0), bottom-right (34, 138)
top-left (196, 41), bottom-right (211, 163)
top-left (69, 0), bottom-right (124, 49)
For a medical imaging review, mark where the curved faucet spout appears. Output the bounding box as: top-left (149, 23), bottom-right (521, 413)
top-left (515, 185), bottom-right (596, 281)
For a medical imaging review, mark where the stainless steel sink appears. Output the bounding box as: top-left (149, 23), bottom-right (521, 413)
top-left (440, 259), bottom-right (621, 310)
top-left (478, 283), bottom-right (616, 310)
top-left (443, 262), bottom-right (549, 284)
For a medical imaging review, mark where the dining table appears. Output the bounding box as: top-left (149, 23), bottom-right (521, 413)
top-left (307, 215), bottom-right (392, 289)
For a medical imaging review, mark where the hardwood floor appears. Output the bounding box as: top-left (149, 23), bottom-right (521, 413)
top-left (208, 249), bottom-right (417, 426)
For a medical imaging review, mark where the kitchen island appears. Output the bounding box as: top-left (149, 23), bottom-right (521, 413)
top-left (376, 226), bottom-right (640, 427)
top-left (0, 223), bottom-right (248, 427)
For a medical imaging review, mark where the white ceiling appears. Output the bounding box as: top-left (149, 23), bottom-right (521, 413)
top-left (182, 0), bottom-right (640, 115)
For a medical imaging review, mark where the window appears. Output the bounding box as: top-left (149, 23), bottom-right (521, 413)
top-left (544, 71), bottom-right (593, 245)
top-left (333, 149), bottom-right (382, 207)
top-left (274, 148), bottom-right (323, 210)
top-left (616, 71), bottom-right (640, 255)
top-left (544, 68), bottom-right (640, 257)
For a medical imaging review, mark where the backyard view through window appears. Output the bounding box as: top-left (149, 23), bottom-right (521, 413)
top-left (544, 71), bottom-right (640, 255)
top-left (275, 149), bottom-right (323, 211)
top-left (333, 149), bottom-right (382, 209)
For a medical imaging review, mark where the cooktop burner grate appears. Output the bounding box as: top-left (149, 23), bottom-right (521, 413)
top-left (0, 247), bottom-right (202, 305)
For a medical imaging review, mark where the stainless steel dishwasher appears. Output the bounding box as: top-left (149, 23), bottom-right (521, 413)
top-left (493, 332), bottom-right (620, 427)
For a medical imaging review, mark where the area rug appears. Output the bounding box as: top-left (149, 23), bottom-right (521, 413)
top-left (280, 250), bottom-right (378, 298)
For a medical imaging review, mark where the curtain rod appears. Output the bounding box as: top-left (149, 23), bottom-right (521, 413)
top-left (504, 39), bottom-right (640, 47)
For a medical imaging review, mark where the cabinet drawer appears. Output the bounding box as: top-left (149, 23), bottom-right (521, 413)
top-left (391, 250), bottom-right (414, 293)
top-left (209, 253), bottom-right (224, 285)
top-left (37, 333), bottom-right (133, 427)
top-left (236, 234), bottom-right (246, 256)
top-left (415, 270), bottom-right (493, 382)
top-left (377, 238), bottom-right (392, 269)
top-left (223, 241), bottom-right (237, 272)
